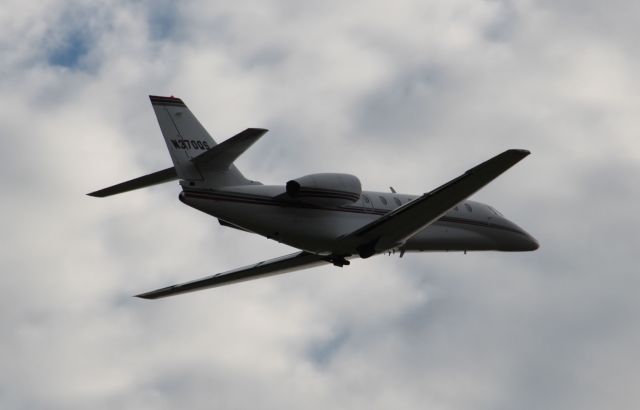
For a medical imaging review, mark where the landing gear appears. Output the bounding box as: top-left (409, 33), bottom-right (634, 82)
top-left (330, 256), bottom-right (351, 267)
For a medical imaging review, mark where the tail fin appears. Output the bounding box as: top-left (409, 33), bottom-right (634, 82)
top-left (149, 95), bottom-right (254, 188)
top-left (87, 96), bottom-right (265, 197)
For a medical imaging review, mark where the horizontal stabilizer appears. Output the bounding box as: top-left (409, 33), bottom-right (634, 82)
top-left (136, 251), bottom-right (327, 299)
top-left (87, 167), bottom-right (177, 197)
top-left (87, 129), bottom-right (266, 197)
top-left (191, 128), bottom-right (268, 171)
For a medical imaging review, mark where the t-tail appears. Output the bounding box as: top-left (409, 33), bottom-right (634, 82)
top-left (88, 95), bottom-right (264, 197)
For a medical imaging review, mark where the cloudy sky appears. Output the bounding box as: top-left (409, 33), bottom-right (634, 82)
top-left (1, 0), bottom-right (639, 408)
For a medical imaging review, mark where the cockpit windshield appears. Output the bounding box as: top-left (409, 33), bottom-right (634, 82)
top-left (487, 205), bottom-right (503, 217)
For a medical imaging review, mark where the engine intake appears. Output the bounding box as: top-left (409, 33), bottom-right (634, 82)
top-left (286, 173), bottom-right (362, 206)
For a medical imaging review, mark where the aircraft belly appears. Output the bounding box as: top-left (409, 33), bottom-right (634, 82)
top-left (180, 192), bottom-right (376, 253)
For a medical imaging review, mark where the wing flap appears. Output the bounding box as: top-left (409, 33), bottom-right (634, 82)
top-left (346, 149), bottom-right (530, 256)
top-left (136, 251), bottom-right (327, 299)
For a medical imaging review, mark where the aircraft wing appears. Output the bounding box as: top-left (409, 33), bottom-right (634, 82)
top-left (346, 149), bottom-right (530, 257)
top-left (135, 251), bottom-right (328, 299)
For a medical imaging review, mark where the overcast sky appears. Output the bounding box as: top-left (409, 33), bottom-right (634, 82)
top-left (1, 0), bottom-right (639, 409)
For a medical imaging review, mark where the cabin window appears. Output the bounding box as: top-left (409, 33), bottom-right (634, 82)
top-left (362, 195), bottom-right (370, 204)
top-left (394, 197), bottom-right (402, 206)
top-left (464, 203), bottom-right (472, 212)
top-left (379, 196), bottom-right (388, 206)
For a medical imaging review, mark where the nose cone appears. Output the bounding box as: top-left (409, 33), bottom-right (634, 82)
top-left (495, 218), bottom-right (539, 252)
top-left (517, 231), bottom-right (539, 251)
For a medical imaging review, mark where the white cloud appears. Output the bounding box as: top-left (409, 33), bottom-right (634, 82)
top-left (1, 0), bottom-right (639, 408)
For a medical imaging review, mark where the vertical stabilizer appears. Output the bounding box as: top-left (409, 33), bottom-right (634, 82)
top-left (149, 95), bottom-right (250, 187)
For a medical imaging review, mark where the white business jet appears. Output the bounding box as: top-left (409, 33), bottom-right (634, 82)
top-left (89, 96), bottom-right (538, 299)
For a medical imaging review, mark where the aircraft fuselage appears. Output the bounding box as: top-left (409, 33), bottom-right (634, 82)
top-left (180, 184), bottom-right (538, 256)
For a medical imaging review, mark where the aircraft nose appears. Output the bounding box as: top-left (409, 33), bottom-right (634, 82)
top-left (519, 231), bottom-right (539, 251)
top-left (497, 218), bottom-right (539, 251)
top-left (506, 229), bottom-right (539, 252)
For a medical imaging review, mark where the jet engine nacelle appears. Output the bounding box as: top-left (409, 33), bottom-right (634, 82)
top-left (286, 173), bottom-right (362, 206)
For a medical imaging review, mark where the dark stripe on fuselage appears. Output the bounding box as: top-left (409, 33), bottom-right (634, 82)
top-left (181, 190), bottom-right (525, 236)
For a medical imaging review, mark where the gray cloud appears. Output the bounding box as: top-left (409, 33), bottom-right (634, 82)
top-left (1, 0), bottom-right (639, 409)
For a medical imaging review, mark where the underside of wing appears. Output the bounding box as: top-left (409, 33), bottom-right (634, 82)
top-left (136, 251), bottom-right (328, 299)
top-left (346, 149), bottom-right (531, 257)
